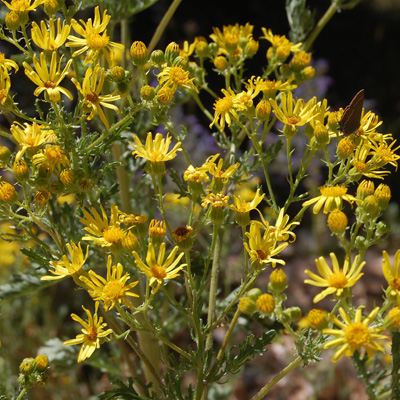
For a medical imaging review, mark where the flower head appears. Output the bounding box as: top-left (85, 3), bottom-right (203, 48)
top-left (41, 242), bottom-right (89, 280)
top-left (80, 255), bottom-right (139, 311)
top-left (302, 185), bottom-right (360, 214)
top-left (132, 243), bottom-right (186, 294)
top-left (157, 65), bottom-right (198, 93)
top-left (63, 301), bottom-right (113, 363)
top-left (382, 250), bottom-right (400, 302)
top-left (72, 64), bottom-right (121, 129)
top-left (80, 203), bottom-right (125, 248)
top-left (66, 6), bottom-right (125, 65)
top-left (0, 72), bottom-right (11, 106)
top-left (210, 88), bottom-right (239, 131)
top-left (304, 253), bottom-right (364, 303)
top-left (23, 52), bottom-right (73, 102)
top-left (0, 51), bottom-right (19, 75)
top-left (323, 307), bottom-right (388, 363)
top-left (31, 18), bottom-right (71, 51)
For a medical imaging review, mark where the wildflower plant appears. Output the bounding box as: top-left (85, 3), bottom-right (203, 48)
top-left (0, 0), bottom-right (399, 398)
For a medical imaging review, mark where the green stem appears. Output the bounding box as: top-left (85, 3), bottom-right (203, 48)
top-left (302, 1), bottom-right (339, 52)
top-left (147, 0), bottom-right (184, 54)
top-left (391, 332), bottom-right (400, 399)
top-left (16, 388), bottom-right (28, 400)
top-left (250, 356), bottom-right (302, 400)
top-left (205, 224), bottom-right (222, 351)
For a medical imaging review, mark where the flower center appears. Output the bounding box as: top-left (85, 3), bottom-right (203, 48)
top-left (25, 137), bottom-right (36, 146)
top-left (215, 96), bottom-right (233, 114)
top-left (256, 249), bottom-right (268, 260)
top-left (328, 271), bottom-right (348, 288)
top-left (44, 80), bottom-right (56, 89)
top-left (392, 277), bottom-right (400, 291)
top-left (45, 146), bottom-right (64, 164)
top-left (320, 185), bottom-right (347, 197)
top-left (86, 326), bottom-right (98, 342)
top-left (103, 226), bottom-right (124, 244)
top-left (355, 161), bottom-right (366, 171)
top-left (85, 91), bottom-right (99, 104)
top-left (344, 322), bottom-right (370, 348)
top-left (151, 265), bottom-right (167, 280)
top-left (0, 89), bottom-right (6, 103)
top-left (169, 66), bottom-right (189, 85)
top-left (378, 146), bottom-right (392, 162)
top-left (86, 33), bottom-right (109, 50)
top-left (103, 281), bottom-right (125, 300)
top-left (287, 116), bottom-right (299, 125)
top-left (11, 0), bottom-right (27, 11)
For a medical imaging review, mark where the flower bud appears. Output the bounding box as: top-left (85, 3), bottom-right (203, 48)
top-left (149, 219), bottom-right (166, 247)
top-left (384, 307), bottom-right (400, 331)
top-left (34, 354), bottom-right (49, 372)
top-left (0, 179), bottom-right (18, 203)
top-left (5, 11), bottom-right (20, 30)
top-left (281, 306), bottom-right (302, 323)
top-left (171, 226), bottom-right (194, 250)
top-left (19, 358), bottom-right (35, 374)
top-left (165, 42), bottom-right (180, 64)
top-left (246, 288), bottom-right (262, 302)
top-left (140, 85), bottom-right (156, 101)
top-left (308, 309), bottom-right (329, 330)
top-left (214, 56), bottom-right (227, 70)
top-left (255, 100), bottom-right (271, 121)
top-left (34, 188), bottom-right (50, 206)
top-left (238, 297), bottom-right (257, 315)
top-left (122, 230), bottom-right (139, 252)
top-left (363, 195), bottom-right (379, 218)
top-left (314, 121), bottom-right (329, 145)
top-left (13, 159), bottom-right (29, 182)
top-left (0, 146), bottom-right (11, 162)
top-left (268, 268), bottom-right (287, 294)
top-left (59, 169), bottom-right (75, 185)
top-left (327, 209), bottom-right (348, 234)
top-left (256, 293), bottom-right (275, 314)
top-left (157, 86), bottom-right (175, 105)
top-left (130, 41), bottom-right (148, 66)
top-left (337, 137), bottom-right (355, 158)
top-left (43, 0), bottom-right (60, 16)
top-left (375, 184), bottom-right (391, 210)
top-left (150, 49), bottom-right (165, 66)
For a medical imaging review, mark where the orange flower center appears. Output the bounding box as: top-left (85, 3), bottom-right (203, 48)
top-left (392, 277), bottom-right (400, 291)
top-left (151, 265), bottom-right (167, 280)
top-left (86, 33), bottom-right (109, 50)
top-left (256, 249), bottom-right (268, 260)
top-left (44, 80), bottom-right (56, 89)
top-left (103, 226), bottom-right (124, 244)
top-left (104, 281), bottom-right (125, 300)
top-left (45, 146), bottom-right (64, 164)
top-left (86, 326), bottom-right (98, 342)
top-left (85, 91), bottom-right (99, 104)
top-left (344, 322), bottom-right (370, 348)
top-left (328, 271), bottom-right (348, 288)
top-left (25, 137), bottom-right (36, 146)
top-left (287, 116), bottom-right (299, 125)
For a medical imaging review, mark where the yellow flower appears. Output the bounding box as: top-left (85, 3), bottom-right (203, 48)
top-left (0, 72), bottom-right (11, 106)
top-left (261, 28), bottom-right (302, 53)
top-left (130, 132), bottom-right (181, 163)
top-left (270, 208), bottom-right (299, 242)
top-left (204, 155), bottom-right (240, 183)
top-left (258, 78), bottom-right (297, 100)
top-left (210, 88), bottom-right (239, 131)
top-left (382, 250), bottom-right (400, 301)
top-left (157, 65), bottom-right (198, 93)
top-left (66, 6), bottom-right (125, 65)
top-left (183, 165), bottom-right (210, 183)
top-left (32, 145), bottom-right (70, 171)
top-left (323, 307), bottom-right (388, 363)
top-left (243, 221), bottom-right (288, 268)
top-left (368, 137), bottom-right (400, 171)
top-left (31, 18), bottom-right (71, 51)
top-left (304, 253), bottom-right (364, 303)
top-left (72, 64), bottom-right (121, 129)
top-left (2, 0), bottom-right (43, 14)
top-left (10, 121), bottom-right (52, 161)
top-left (210, 23), bottom-right (254, 55)
top-left (0, 178), bottom-right (17, 203)
top-left (80, 203), bottom-right (125, 248)
top-left (228, 188), bottom-right (265, 214)
top-left (269, 91), bottom-right (317, 133)
top-left (0, 51), bottom-right (19, 75)
top-left (80, 255), bottom-right (139, 311)
top-left (23, 52), bottom-right (73, 102)
top-left (41, 242), bottom-right (89, 280)
top-left (302, 185), bottom-right (360, 214)
top-left (63, 301), bottom-right (113, 363)
top-left (201, 191), bottom-right (230, 209)
top-left (132, 242), bottom-right (186, 294)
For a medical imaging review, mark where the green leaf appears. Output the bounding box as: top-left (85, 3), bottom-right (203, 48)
top-left (99, 377), bottom-right (157, 400)
top-left (285, 0), bottom-right (316, 43)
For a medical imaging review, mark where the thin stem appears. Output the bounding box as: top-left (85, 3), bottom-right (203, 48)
top-left (250, 356), bottom-right (302, 400)
top-left (147, 0), bottom-right (184, 54)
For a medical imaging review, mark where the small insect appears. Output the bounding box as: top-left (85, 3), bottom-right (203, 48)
top-left (339, 89), bottom-right (365, 136)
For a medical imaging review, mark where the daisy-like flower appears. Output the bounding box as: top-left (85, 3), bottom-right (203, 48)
top-left (183, 165), bottom-right (210, 183)
top-left (32, 145), bottom-right (70, 171)
top-left (2, 0), bottom-right (43, 20)
top-left (10, 121), bottom-right (52, 161)
top-left (243, 221), bottom-right (288, 268)
top-left (270, 208), bottom-right (299, 242)
top-left (323, 307), bottom-right (388, 363)
top-left (368, 137), bottom-right (400, 171)
top-left (63, 301), bottom-right (113, 363)
top-left (157, 65), bottom-right (198, 93)
top-left (41, 242), bottom-right (89, 281)
top-left (302, 185), bottom-right (360, 214)
top-left (210, 88), bottom-right (239, 131)
top-left (0, 72), bottom-right (11, 106)
top-left (382, 250), bottom-right (400, 302)
top-left (31, 18), bottom-right (71, 51)
top-left (261, 28), bottom-right (302, 53)
top-left (130, 132), bottom-right (181, 175)
top-left (80, 203), bottom-right (125, 248)
top-left (66, 6), bottom-right (125, 65)
top-left (72, 64), bottom-right (121, 129)
top-left (304, 253), bottom-right (365, 303)
top-left (258, 78), bottom-right (297, 100)
top-left (204, 155), bottom-right (240, 184)
top-left (0, 51), bottom-right (19, 75)
top-left (269, 91), bottom-right (317, 133)
top-left (23, 52), bottom-right (73, 102)
top-left (132, 242), bottom-right (186, 294)
top-left (209, 23), bottom-right (254, 55)
top-left (80, 255), bottom-right (139, 311)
